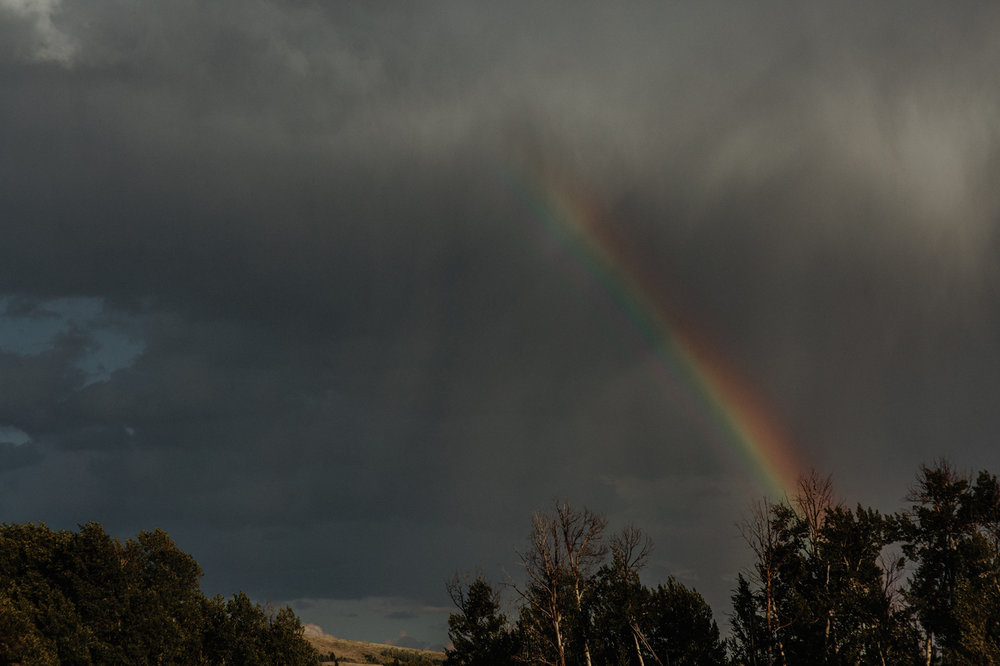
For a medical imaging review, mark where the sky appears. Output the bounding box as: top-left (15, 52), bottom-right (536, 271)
top-left (2, 0), bottom-right (1000, 650)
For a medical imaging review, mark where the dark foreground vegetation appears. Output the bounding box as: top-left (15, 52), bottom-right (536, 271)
top-left (446, 460), bottom-right (1000, 666)
top-left (0, 522), bottom-right (318, 665)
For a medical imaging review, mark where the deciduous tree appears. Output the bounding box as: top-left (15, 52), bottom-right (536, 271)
top-left (515, 501), bottom-right (606, 666)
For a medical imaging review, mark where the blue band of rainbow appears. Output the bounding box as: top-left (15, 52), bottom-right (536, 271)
top-left (507, 156), bottom-right (805, 499)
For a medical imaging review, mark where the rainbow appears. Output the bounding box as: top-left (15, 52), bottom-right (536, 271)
top-left (507, 158), bottom-right (807, 499)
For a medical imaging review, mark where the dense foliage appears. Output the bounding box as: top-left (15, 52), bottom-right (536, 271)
top-left (447, 461), bottom-right (1000, 665)
top-left (446, 504), bottom-right (725, 666)
top-left (0, 522), bottom-right (318, 665)
top-left (733, 462), bottom-right (1000, 665)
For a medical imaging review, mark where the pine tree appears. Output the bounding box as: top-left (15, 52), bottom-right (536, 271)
top-left (643, 578), bottom-right (726, 666)
top-left (444, 575), bottom-right (517, 666)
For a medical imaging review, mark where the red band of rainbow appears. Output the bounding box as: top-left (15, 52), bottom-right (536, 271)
top-left (507, 157), bottom-right (806, 499)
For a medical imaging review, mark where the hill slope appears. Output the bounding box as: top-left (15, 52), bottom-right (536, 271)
top-left (304, 626), bottom-right (445, 666)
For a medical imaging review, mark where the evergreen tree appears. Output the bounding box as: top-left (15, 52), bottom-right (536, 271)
top-left (903, 460), bottom-right (981, 663)
top-left (588, 531), bottom-right (650, 666)
top-left (444, 575), bottom-right (517, 666)
top-left (729, 573), bottom-right (768, 666)
top-left (643, 578), bottom-right (726, 666)
top-left (732, 473), bottom-right (922, 665)
top-left (901, 464), bottom-right (1000, 664)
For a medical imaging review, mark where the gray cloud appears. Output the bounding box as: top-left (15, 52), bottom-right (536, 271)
top-left (0, 441), bottom-right (43, 471)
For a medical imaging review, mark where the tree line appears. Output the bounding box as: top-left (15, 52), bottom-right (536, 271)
top-left (445, 460), bottom-right (1000, 665)
top-left (0, 522), bottom-right (318, 665)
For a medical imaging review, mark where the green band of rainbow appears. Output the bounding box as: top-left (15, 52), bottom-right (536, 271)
top-left (507, 159), bottom-right (806, 499)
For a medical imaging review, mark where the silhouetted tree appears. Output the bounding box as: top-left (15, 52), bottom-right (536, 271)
top-left (732, 472), bottom-right (921, 665)
top-left (444, 575), bottom-right (517, 666)
top-left (900, 462), bottom-right (1000, 664)
top-left (903, 460), bottom-right (979, 664)
top-left (738, 498), bottom-right (796, 664)
top-left (729, 573), bottom-right (768, 666)
top-left (0, 522), bottom-right (318, 665)
top-left (643, 578), bottom-right (725, 666)
top-left (589, 526), bottom-right (654, 666)
top-left (515, 501), bottom-right (606, 666)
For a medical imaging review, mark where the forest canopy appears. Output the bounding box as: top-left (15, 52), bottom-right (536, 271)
top-left (445, 461), bottom-right (1000, 666)
top-left (0, 522), bottom-right (318, 665)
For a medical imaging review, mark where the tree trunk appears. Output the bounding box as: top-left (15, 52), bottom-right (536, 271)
top-left (553, 610), bottom-right (566, 666)
top-left (823, 563), bottom-right (832, 660)
top-left (573, 585), bottom-right (592, 666)
top-left (632, 629), bottom-right (646, 666)
top-left (765, 578), bottom-right (774, 665)
top-left (824, 613), bottom-right (831, 662)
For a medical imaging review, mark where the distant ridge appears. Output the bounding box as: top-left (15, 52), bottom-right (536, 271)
top-left (304, 625), bottom-right (445, 666)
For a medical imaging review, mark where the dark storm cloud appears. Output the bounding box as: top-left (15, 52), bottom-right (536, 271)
top-left (385, 611), bottom-right (417, 621)
top-left (0, 442), bottom-right (43, 471)
top-left (3, 0), bottom-right (1000, 644)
